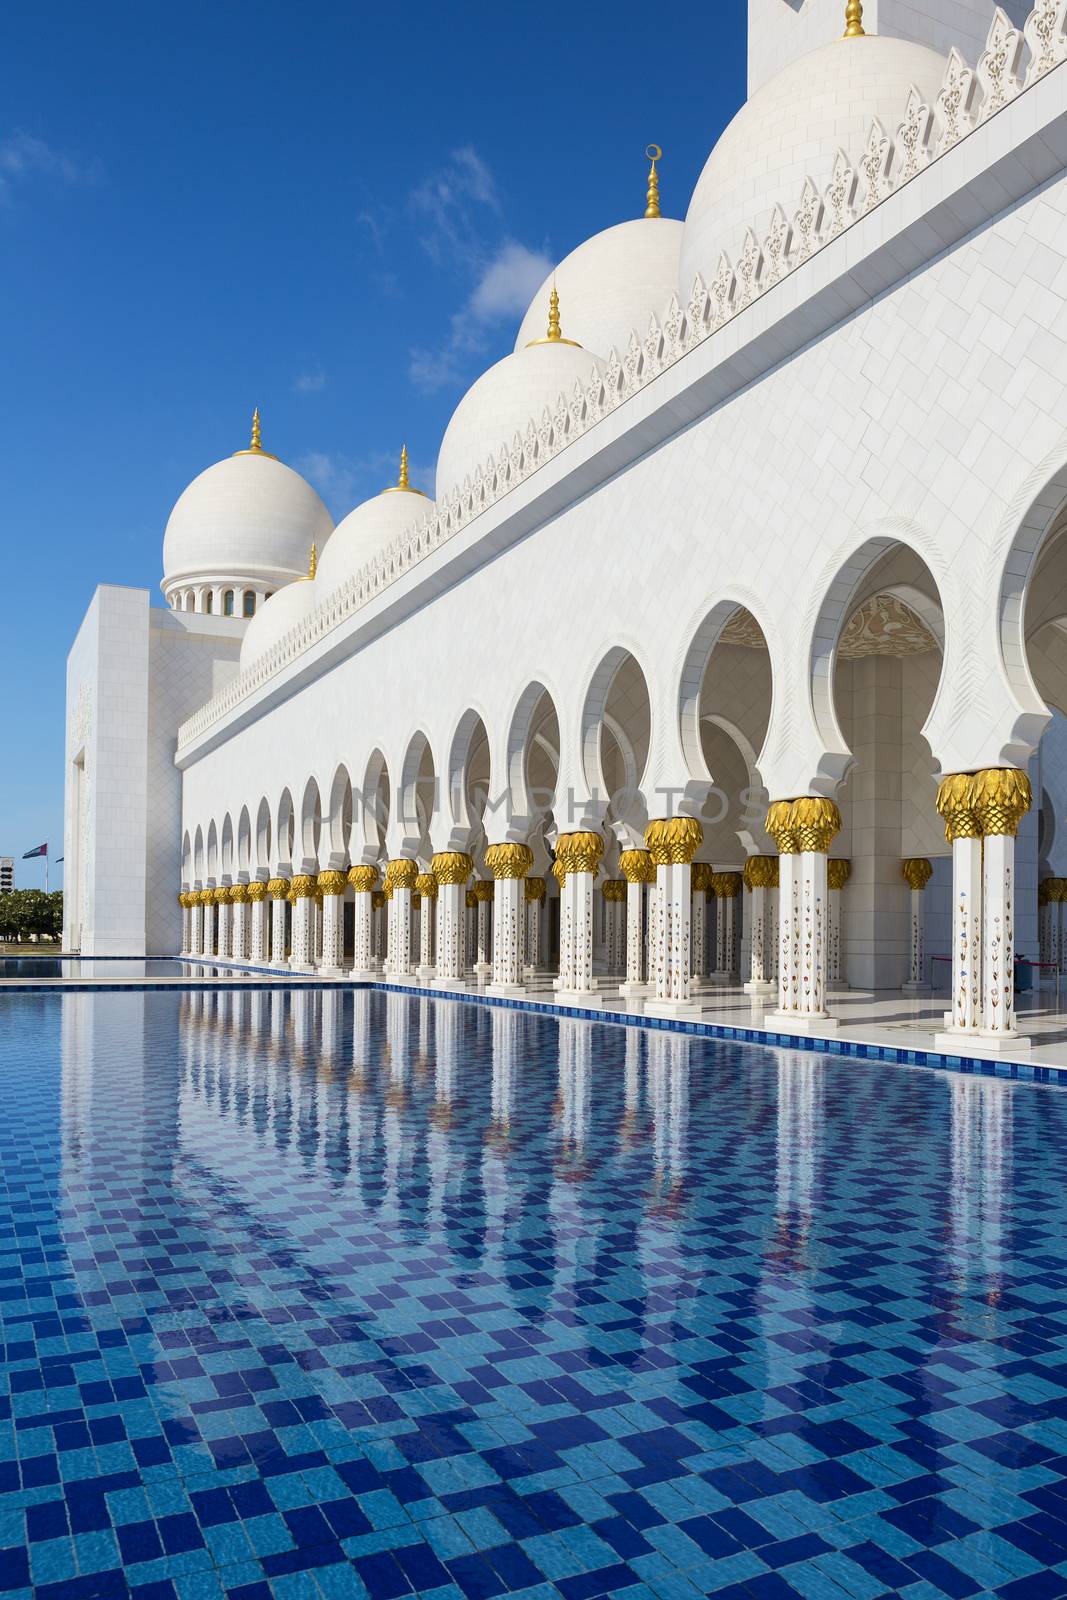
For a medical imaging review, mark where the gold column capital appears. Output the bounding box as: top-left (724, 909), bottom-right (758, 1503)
top-left (524, 875), bottom-right (547, 902)
top-left (902, 857), bottom-right (933, 891)
top-left (972, 767), bottom-right (1032, 838)
top-left (317, 870), bottom-right (347, 896)
top-left (765, 800), bottom-right (799, 854)
top-left (644, 816), bottom-right (703, 866)
top-left (691, 862), bottom-right (713, 894)
top-left (386, 858), bottom-right (419, 891)
top-left (619, 848), bottom-right (656, 885)
top-left (431, 851), bottom-right (473, 886)
top-left (827, 858), bottom-right (852, 891)
top-left (415, 872), bottom-right (438, 899)
top-left (290, 874), bottom-right (317, 899)
top-left (465, 888), bottom-right (478, 909)
top-left (555, 831), bottom-right (605, 877)
top-left (473, 879), bottom-right (495, 903)
top-left (371, 889), bottom-right (386, 909)
top-left (601, 878), bottom-right (627, 902)
top-left (742, 854), bottom-right (778, 890)
top-left (348, 864), bottom-right (378, 893)
top-left (230, 883), bottom-right (250, 903)
top-left (484, 842), bottom-right (534, 880)
top-left (267, 877), bottom-right (290, 899)
top-left (935, 773), bottom-right (980, 842)
top-left (711, 871), bottom-right (743, 898)
top-left (247, 880), bottom-right (268, 901)
top-left (790, 797), bottom-right (842, 853)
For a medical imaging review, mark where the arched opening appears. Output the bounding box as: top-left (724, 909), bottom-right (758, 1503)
top-left (275, 788), bottom-right (296, 870)
top-left (399, 733), bottom-right (437, 861)
top-left (237, 807), bottom-right (251, 875)
top-left (181, 831), bottom-right (192, 886)
top-left (821, 544), bottom-right (948, 991)
top-left (206, 820), bottom-right (219, 881)
top-left (581, 649), bottom-right (652, 838)
top-left (223, 590), bottom-right (235, 617)
top-left (243, 591), bottom-right (256, 618)
top-left (682, 603), bottom-right (774, 859)
top-left (506, 684), bottom-right (561, 964)
top-left (446, 710), bottom-right (490, 856)
top-left (193, 825), bottom-right (204, 883)
top-left (255, 798), bottom-right (271, 875)
top-left (298, 778), bottom-right (322, 869)
top-left (205, 592), bottom-right (214, 615)
top-left (327, 765), bottom-right (353, 863)
top-left (358, 750), bottom-right (390, 862)
top-left (1017, 516), bottom-right (1067, 979)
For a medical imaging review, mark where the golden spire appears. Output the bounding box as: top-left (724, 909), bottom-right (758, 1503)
top-left (644, 144), bottom-right (662, 219)
top-left (308, 542), bottom-right (317, 579)
top-left (843, 0), bottom-right (865, 37)
top-left (526, 283), bottom-right (580, 348)
top-left (383, 442), bottom-right (428, 496)
top-left (234, 406), bottom-right (278, 459)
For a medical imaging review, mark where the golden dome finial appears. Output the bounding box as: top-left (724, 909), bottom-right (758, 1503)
top-left (234, 406), bottom-right (278, 459)
top-left (843, 0), bottom-right (865, 37)
top-left (398, 443), bottom-right (410, 490)
top-left (527, 282), bottom-right (580, 348)
top-left (644, 144), bottom-right (662, 219)
top-left (308, 542), bottom-right (317, 579)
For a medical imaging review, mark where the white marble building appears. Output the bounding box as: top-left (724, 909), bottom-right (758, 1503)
top-left (65, 0), bottom-right (1067, 1056)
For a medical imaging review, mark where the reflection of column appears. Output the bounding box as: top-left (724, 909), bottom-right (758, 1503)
top-left (490, 1006), bottom-right (519, 1135)
top-left (415, 873), bottom-right (437, 980)
top-left (621, 1027), bottom-right (642, 1145)
top-left (647, 1029), bottom-right (690, 1193)
top-left (318, 871), bottom-right (346, 975)
top-left (619, 849), bottom-right (654, 995)
top-left (554, 833), bottom-right (603, 1000)
top-left (557, 1018), bottom-right (591, 1160)
top-left (486, 843), bottom-right (532, 995)
top-left (431, 853), bottom-right (471, 987)
top-left (347, 865), bottom-right (378, 976)
top-left (743, 855), bottom-right (777, 994)
top-left (902, 858), bottom-right (933, 992)
top-left (775, 1050), bottom-right (821, 1261)
top-left (646, 818), bottom-right (703, 1017)
top-left (268, 877), bottom-right (289, 966)
top-left (385, 859), bottom-right (418, 977)
top-left (827, 858), bottom-right (850, 988)
top-left (524, 877), bottom-right (545, 976)
top-left (473, 881), bottom-right (493, 980)
top-left (249, 881), bottom-right (268, 964)
top-left (289, 875), bottom-right (317, 972)
top-left (766, 798), bottom-right (840, 1031)
top-left (949, 1075), bottom-right (1012, 1325)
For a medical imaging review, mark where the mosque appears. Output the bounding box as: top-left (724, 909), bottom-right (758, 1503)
top-left (64, 0), bottom-right (1067, 1060)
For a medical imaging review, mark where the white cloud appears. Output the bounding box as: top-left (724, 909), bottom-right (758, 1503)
top-left (408, 238), bottom-right (552, 394)
top-left (293, 367), bottom-right (327, 394)
top-left (297, 448), bottom-right (434, 516)
top-left (0, 130), bottom-right (99, 202)
top-left (410, 144), bottom-right (501, 267)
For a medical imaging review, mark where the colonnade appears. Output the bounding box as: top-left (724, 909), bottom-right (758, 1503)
top-left (179, 764), bottom-right (1033, 1047)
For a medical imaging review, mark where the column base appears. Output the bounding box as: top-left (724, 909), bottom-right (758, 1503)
top-left (644, 997), bottom-right (705, 1019)
top-left (901, 981), bottom-right (931, 995)
top-left (431, 975), bottom-right (468, 991)
top-left (743, 979), bottom-right (775, 995)
top-left (618, 981), bottom-right (650, 997)
top-left (317, 965), bottom-right (344, 978)
top-left (554, 989), bottom-right (603, 1009)
top-left (384, 970), bottom-right (417, 984)
top-left (934, 1029), bottom-right (1031, 1055)
top-left (487, 982), bottom-right (527, 998)
top-left (473, 962), bottom-right (491, 979)
top-left (348, 968), bottom-right (377, 982)
top-left (765, 1010), bottom-right (840, 1034)
top-left (553, 975), bottom-right (599, 992)
top-left (416, 964), bottom-right (435, 981)
top-left (288, 961), bottom-right (315, 975)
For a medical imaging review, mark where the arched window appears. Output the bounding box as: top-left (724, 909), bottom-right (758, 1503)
top-left (223, 590), bottom-right (235, 617)
top-left (205, 591), bottom-right (213, 614)
top-left (243, 591), bottom-right (255, 618)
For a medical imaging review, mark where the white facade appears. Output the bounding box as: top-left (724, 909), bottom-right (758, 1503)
top-left (65, 0), bottom-right (1067, 1053)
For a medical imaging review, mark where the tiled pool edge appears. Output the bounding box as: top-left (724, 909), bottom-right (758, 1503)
top-left (5, 958), bottom-right (1065, 1084)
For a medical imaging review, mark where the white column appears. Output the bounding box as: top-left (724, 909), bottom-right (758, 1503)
top-left (385, 861), bottom-right (417, 977)
top-left (1051, 886), bottom-right (1062, 979)
top-left (524, 878), bottom-right (544, 975)
top-left (621, 875), bottom-right (647, 995)
top-left (190, 895), bottom-right (203, 957)
top-left (217, 895), bottom-right (232, 960)
top-left (289, 877), bottom-right (316, 972)
top-left (691, 884), bottom-right (706, 980)
top-left (250, 887), bottom-right (268, 965)
top-left (348, 867), bottom-right (378, 977)
top-left (269, 882), bottom-right (289, 967)
top-left (179, 896), bottom-right (191, 956)
top-left (971, 771), bottom-right (1031, 1050)
top-left (935, 776), bottom-right (985, 1043)
top-left (202, 895), bottom-right (216, 959)
top-left (473, 888), bottom-right (492, 979)
top-left (714, 890), bottom-right (728, 979)
top-left (743, 858), bottom-right (777, 995)
top-left (765, 800), bottom-right (840, 1032)
top-left (432, 856), bottom-right (471, 987)
top-left (416, 880), bottom-right (436, 980)
top-left (489, 879), bottom-right (525, 993)
top-left (372, 893), bottom-right (385, 965)
top-left (553, 832), bottom-right (603, 1001)
top-left (319, 875), bottom-right (345, 976)
top-left (1040, 889), bottom-right (1052, 969)
top-left (644, 820), bottom-right (703, 1018)
top-left (1057, 888), bottom-right (1067, 976)
top-left (901, 859), bottom-right (932, 993)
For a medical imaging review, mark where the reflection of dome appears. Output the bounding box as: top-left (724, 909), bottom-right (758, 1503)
top-left (513, 219), bottom-right (683, 358)
top-left (678, 34), bottom-right (946, 295)
top-left (437, 292), bottom-right (600, 502)
top-left (161, 412), bottom-right (334, 600)
top-left (239, 553), bottom-right (318, 672)
top-left (316, 449), bottom-right (434, 597)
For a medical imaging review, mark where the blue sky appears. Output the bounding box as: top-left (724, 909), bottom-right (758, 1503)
top-left (0, 1), bottom-right (746, 890)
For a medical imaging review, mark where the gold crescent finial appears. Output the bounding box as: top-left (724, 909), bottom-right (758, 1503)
top-left (644, 144), bottom-right (662, 219)
top-left (843, 0), bottom-right (865, 36)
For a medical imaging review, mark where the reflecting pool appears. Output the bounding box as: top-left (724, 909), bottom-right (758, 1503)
top-left (0, 986), bottom-right (1065, 1599)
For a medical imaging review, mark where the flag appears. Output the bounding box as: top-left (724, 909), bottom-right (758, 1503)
top-left (22, 844), bottom-right (47, 860)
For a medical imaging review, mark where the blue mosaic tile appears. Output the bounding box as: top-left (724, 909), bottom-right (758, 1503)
top-left (0, 985), bottom-right (1066, 1597)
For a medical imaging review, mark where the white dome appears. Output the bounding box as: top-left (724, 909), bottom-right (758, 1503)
top-left (678, 33), bottom-right (946, 296)
top-left (514, 219), bottom-right (684, 358)
top-left (436, 338), bottom-right (601, 503)
top-left (316, 481), bottom-right (435, 597)
top-left (162, 450), bottom-right (334, 593)
top-left (239, 575), bottom-right (317, 673)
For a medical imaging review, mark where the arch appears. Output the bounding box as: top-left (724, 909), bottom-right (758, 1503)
top-left (356, 749), bottom-right (390, 859)
top-left (810, 535), bottom-right (948, 781)
top-left (398, 731), bottom-right (437, 857)
top-left (220, 813), bottom-right (234, 877)
top-left (181, 830), bottom-right (192, 885)
top-left (298, 777), bottom-right (322, 865)
top-left (446, 708), bottom-right (491, 848)
top-left (237, 806), bottom-right (252, 874)
top-left (255, 797), bottom-right (272, 873)
top-left (275, 787), bottom-right (296, 871)
top-left (998, 452), bottom-right (1067, 747)
top-left (579, 646), bottom-right (652, 827)
top-left (223, 590), bottom-right (235, 617)
top-left (678, 596), bottom-right (776, 787)
top-left (243, 590), bottom-right (255, 618)
top-left (327, 764), bottom-right (353, 862)
top-left (206, 819), bottom-right (219, 880)
top-left (506, 680), bottom-right (561, 828)
top-left (193, 825), bottom-right (204, 882)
